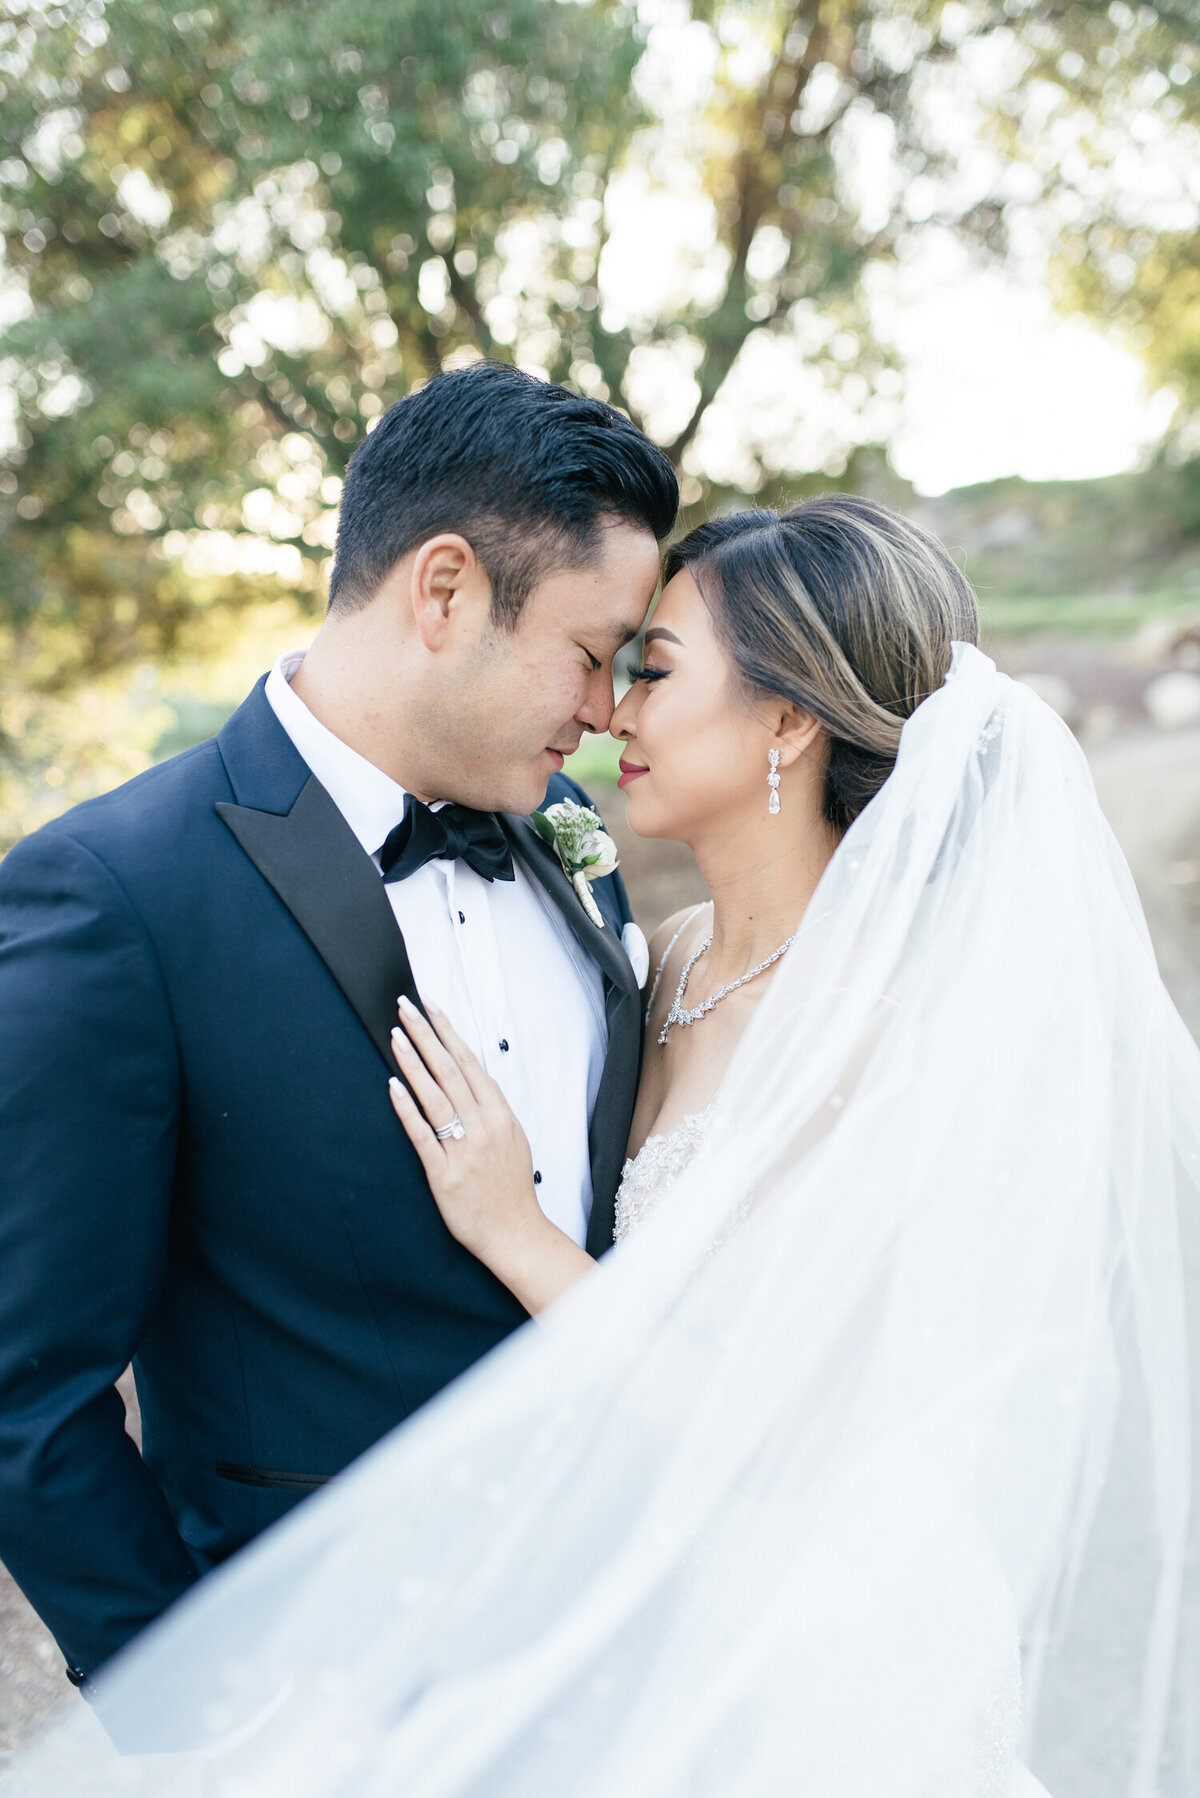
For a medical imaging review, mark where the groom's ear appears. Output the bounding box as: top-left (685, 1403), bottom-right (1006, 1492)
top-left (409, 534), bottom-right (489, 651)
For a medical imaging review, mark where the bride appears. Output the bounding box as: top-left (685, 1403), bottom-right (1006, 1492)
top-left (11, 496), bottom-right (1195, 1796)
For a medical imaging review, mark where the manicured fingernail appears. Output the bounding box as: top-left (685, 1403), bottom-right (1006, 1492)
top-left (399, 996), bottom-right (419, 1018)
top-left (388, 1076), bottom-right (403, 1096)
top-left (391, 1026), bottom-right (410, 1053)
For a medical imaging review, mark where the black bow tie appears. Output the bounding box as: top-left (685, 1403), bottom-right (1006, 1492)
top-left (380, 795), bottom-right (515, 886)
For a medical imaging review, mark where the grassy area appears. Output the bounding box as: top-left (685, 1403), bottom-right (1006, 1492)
top-left (922, 462), bottom-right (1200, 603)
top-left (979, 589), bottom-right (1199, 639)
top-left (564, 735), bottom-right (624, 789)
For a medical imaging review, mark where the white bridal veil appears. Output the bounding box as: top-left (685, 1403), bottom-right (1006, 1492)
top-left (5, 645), bottom-right (1196, 1797)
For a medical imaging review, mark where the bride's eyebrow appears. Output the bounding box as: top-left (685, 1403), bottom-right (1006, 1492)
top-left (643, 627), bottom-right (683, 647)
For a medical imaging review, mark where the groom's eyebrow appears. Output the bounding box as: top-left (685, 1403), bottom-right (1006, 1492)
top-left (601, 620), bottom-right (645, 646)
top-left (643, 627), bottom-right (683, 647)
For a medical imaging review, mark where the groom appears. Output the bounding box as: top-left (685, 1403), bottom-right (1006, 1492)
top-left (0, 362), bottom-right (676, 1692)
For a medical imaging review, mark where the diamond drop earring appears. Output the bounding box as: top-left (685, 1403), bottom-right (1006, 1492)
top-left (767, 748), bottom-right (781, 815)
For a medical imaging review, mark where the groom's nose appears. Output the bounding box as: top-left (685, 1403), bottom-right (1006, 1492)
top-left (575, 666), bottom-right (616, 735)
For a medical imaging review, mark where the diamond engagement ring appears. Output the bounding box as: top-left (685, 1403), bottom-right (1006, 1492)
top-left (433, 1115), bottom-right (466, 1142)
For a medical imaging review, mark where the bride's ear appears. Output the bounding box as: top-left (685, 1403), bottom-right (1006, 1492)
top-left (772, 706), bottom-right (825, 769)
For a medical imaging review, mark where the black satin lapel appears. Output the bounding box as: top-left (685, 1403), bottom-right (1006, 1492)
top-left (216, 776), bottom-right (419, 1071)
top-left (503, 815), bottom-right (642, 1257)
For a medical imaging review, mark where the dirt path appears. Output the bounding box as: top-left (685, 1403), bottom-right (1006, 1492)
top-left (0, 1576), bottom-right (70, 1765)
top-left (0, 1382), bottom-right (138, 1762)
top-left (1087, 727), bottom-right (1200, 1041)
top-left (1050, 729), bottom-right (1200, 1795)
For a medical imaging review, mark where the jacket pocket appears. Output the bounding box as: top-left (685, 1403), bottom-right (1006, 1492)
top-left (214, 1460), bottom-right (330, 1492)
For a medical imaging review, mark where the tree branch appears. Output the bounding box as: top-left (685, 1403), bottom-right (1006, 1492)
top-left (663, 1), bottom-right (833, 463)
top-left (581, 153), bottom-right (637, 416)
top-left (445, 250), bottom-right (499, 359)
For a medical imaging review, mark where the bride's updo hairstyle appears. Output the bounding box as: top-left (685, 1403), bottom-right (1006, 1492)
top-left (664, 494), bottom-right (980, 832)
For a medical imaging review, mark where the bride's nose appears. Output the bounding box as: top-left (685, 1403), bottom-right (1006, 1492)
top-left (610, 684), bottom-right (637, 741)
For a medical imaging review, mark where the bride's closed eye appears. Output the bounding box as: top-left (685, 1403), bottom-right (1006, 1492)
top-left (630, 665), bottom-right (668, 684)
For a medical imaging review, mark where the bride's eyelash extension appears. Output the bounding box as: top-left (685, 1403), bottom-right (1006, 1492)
top-left (630, 666), bottom-right (668, 684)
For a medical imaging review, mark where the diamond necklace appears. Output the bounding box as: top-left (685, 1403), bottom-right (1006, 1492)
top-left (658, 929), bottom-right (796, 1046)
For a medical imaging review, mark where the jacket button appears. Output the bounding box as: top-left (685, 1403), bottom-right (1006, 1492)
top-left (533, 1170), bottom-right (542, 1185)
top-left (499, 1038), bottom-right (509, 1052)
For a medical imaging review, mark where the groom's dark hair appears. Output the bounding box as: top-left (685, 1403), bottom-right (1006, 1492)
top-left (328, 361), bottom-right (678, 625)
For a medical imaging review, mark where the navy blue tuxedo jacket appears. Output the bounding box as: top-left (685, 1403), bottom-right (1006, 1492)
top-left (0, 680), bottom-right (642, 1680)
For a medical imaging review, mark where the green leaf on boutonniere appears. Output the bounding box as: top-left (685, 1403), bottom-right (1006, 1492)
top-left (530, 799), bottom-right (617, 927)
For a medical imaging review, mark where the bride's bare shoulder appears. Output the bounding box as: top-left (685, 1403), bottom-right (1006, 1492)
top-left (648, 903), bottom-right (710, 970)
top-left (645, 904), bottom-right (712, 1047)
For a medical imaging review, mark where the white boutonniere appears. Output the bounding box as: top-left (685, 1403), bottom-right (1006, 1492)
top-left (531, 799), bottom-right (619, 929)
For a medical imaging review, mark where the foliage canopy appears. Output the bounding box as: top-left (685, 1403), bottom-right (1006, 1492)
top-left (0, 0), bottom-right (1196, 832)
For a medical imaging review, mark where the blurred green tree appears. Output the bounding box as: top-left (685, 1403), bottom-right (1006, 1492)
top-left (976, 2), bottom-right (1199, 451)
top-left (1, 0), bottom-right (1196, 802)
top-left (0, 0), bottom-right (651, 703)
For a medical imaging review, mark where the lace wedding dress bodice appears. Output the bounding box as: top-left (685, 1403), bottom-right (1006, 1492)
top-left (613, 1102), bottom-right (715, 1245)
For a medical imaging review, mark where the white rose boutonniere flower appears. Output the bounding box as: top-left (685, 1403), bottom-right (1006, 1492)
top-left (531, 799), bottom-right (619, 929)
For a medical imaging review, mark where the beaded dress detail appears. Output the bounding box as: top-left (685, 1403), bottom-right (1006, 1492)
top-left (613, 1103), bottom-right (716, 1245)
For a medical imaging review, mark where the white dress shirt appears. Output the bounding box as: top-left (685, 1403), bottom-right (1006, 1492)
top-left (265, 651), bottom-right (608, 1247)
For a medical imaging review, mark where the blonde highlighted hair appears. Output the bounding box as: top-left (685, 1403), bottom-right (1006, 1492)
top-left (664, 494), bottom-right (980, 830)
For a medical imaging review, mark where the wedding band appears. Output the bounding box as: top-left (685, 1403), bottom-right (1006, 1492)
top-left (433, 1115), bottom-right (466, 1142)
